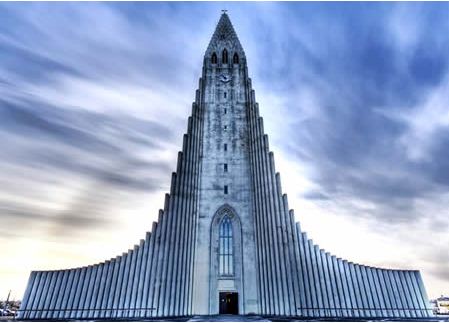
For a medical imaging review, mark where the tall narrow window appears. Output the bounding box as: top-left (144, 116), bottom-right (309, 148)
top-left (224, 185), bottom-right (228, 194)
top-left (224, 143), bottom-right (227, 151)
top-left (224, 163), bottom-right (228, 172)
top-left (233, 53), bottom-right (239, 64)
top-left (224, 108), bottom-right (227, 114)
top-left (222, 49), bottom-right (228, 64)
top-left (224, 92), bottom-right (227, 99)
top-left (211, 52), bottom-right (217, 64)
top-left (219, 216), bottom-right (234, 276)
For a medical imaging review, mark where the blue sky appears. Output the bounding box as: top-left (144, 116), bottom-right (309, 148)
top-left (1, 2), bottom-right (449, 300)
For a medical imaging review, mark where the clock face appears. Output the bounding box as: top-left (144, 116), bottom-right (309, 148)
top-left (219, 74), bottom-right (231, 83)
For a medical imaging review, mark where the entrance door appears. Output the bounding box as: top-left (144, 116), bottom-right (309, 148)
top-left (219, 292), bottom-right (238, 314)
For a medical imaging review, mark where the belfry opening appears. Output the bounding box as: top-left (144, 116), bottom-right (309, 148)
top-left (17, 12), bottom-right (432, 320)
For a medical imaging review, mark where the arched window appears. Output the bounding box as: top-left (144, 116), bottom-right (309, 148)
top-left (222, 49), bottom-right (228, 64)
top-left (211, 52), bottom-right (217, 64)
top-left (219, 215), bottom-right (233, 276)
top-left (233, 53), bottom-right (239, 64)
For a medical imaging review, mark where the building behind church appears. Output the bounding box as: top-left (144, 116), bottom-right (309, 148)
top-left (18, 13), bottom-right (432, 320)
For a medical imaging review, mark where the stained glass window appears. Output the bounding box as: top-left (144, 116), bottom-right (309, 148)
top-left (219, 216), bottom-right (234, 276)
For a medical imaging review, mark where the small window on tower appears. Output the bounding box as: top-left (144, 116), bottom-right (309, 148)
top-left (224, 92), bottom-right (227, 99)
top-left (233, 53), bottom-right (239, 64)
top-left (224, 125), bottom-right (227, 130)
top-left (224, 143), bottom-right (227, 151)
top-left (222, 49), bottom-right (228, 64)
top-left (224, 163), bottom-right (228, 172)
top-left (224, 108), bottom-right (227, 114)
top-left (211, 52), bottom-right (217, 64)
top-left (224, 185), bottom-right (228, 194)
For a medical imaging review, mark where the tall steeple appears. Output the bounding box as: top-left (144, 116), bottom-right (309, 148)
top-left (207, 13), bottom-right (244, 51)
top-left (205, 12), bottom-right (246, 66)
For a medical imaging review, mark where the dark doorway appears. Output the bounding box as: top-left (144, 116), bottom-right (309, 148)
top-left (219, 292), bottom-right (238, 314)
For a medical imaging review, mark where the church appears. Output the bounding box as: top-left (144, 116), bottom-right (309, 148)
top-left (18, 13), bottom-right (432, 320)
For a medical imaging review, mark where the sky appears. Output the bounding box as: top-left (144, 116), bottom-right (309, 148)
top-left (1, 2), bottom-right (449, 301)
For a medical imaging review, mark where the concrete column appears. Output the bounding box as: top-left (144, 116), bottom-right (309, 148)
top-left (136, 237), bottom-right (149, 317)
top-left (381, 269), bottom-right (397, 317)
top-left (408, 271), bottom-right (424, 317)
top-left (148, 211), bottom-right (164, 317)
top-left (175, 130), bottom-right (194, 316)
top-left (87, 265), bottom-right (99, 318)
top-left (65, 269), bottom-right (79, 319)
top-left (372, 268), bottom-right (387, 317)
top-left (414, 271), bottom-right (431, 317)
top-left (187, 102), bottom-right (202, 315)
top-left (294, 221), bottom-right (306, 317)
top-left (333, 256), bottom-right (345, 317)
top-left (129, 243), bottom-right (143, 317)
top-left (39, 271), bottom-right (53, 318)
top-left (28, 272), bottom-right (43, 319)
top-left (335, 259), bottom-right (348, 317)
top-left (268, 162), bottom-right (290, 315)
top-left (102, 259), bottom-right (115, 318)
top-left (251, 112), bottom-right (269, 314)
top-left (144, 224), bottom-right (157, 317)
top-left (76, 266), bottom-right (92, 318)
top-left (125, 249), bottom-right (137, 317)
top-left (255, 117), bottom-right (273, 314)
top-left (384, 270), bottom-right (400, 317)
top-left (78, 266), bottom-right (93, 318)
top-left (162, 158), bottom-right (182, 317)
top-left (320, 250), bottom-right (333, 317)
top-left (395, 271), bottom-right (411, 318)
top-left (107, 258), bottom-right (120, 318)
top-left (343, 261), bottom-right (357, 318)
top-left (302, 234), bottom-right (314, 317)
top-left (404, 271), bottom-right (419, 317)
top-left (314, 245), bottom-right (329, 317)
top-left (69, 268), bottom-right (84, 319)
top-left (349, 264), bottom-right (362, 317)
top-left (354, 265), bottom-right (369, 317)
top-left (112, 255), bottom-right (125, 318)
top-left (93, 263), bottom-right (106, 318)
top-left (166, 152), bottom-right (184, 316)
top-left (260, 131), bottom-right (279, 315)
top-left (275, 174), bottom-right (296, 316)
top-left (118, 253), bottom-right (131, 318)
top-left (247, 102), bottom-right (264, 314)
top-left (325, 253), bottom-right (338, 317)
top-left (153, 192), bottom-right (172, 317)
top-left (59, 269), bottom-right (75, 319)
top-left (359, 265), bottom-right (376, 317)
top-left (54, 270), bottom-right (69, 318)
top-left (309, 243), bottom-right (322, 317)
top-left (366, 267), bottom-right (380, 317)
top-left (48, 271), bottom-right (64, 319)
top-left (305, 239), bottom-right (317, 317)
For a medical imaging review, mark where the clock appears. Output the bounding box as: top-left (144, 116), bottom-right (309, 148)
top-left (219, 74), bottom-right (231, 83)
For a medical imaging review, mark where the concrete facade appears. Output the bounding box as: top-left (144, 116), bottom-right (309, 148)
top-left (18, 13), bottom-right (433, 320)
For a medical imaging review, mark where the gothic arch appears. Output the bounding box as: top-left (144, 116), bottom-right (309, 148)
top-left (222, 48), bottom-right (228, 64)
top-left (211, 52), bottom-right (217, 64)
top-left (233, 53), bottom-right (239, 64)
top-left (209, 204), bottom-right (243, 314)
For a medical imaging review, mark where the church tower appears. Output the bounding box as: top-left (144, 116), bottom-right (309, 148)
top-left (18, 13), bottom-right (432, 320)
top-left (192, 12), bottom-right (258, 314)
